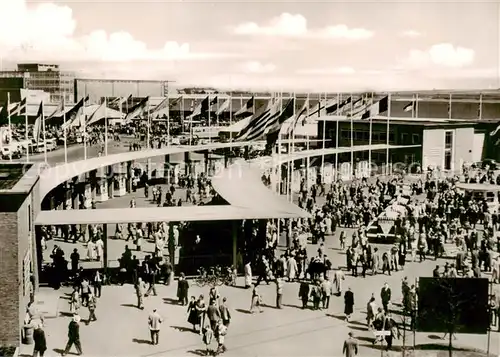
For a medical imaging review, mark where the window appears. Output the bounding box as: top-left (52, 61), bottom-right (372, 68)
top-left (380, 132), bottom-right (387, 142)
top-left (444, 151), bottom-right (452, 170)
top-left (445, 131), bottom-right (453, 149)
top-left (412, 134), bottom-right (420, 144)
top-left (401, 133), bottom-right (408, 144)
top-left (389, 133), bottom-right (395, 143)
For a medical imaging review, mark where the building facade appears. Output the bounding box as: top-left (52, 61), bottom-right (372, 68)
top-left (0, 164), bottom-right (40, 348)
top-left (0, 63), bottom-right (74, 104)
top-left (318, 117), bottom-right (496, 174)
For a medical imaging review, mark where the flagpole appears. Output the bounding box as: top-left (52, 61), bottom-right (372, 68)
top-left (368, 92), bottom-right (374, 171)
top-left (289, 92), bottom-right (296, 202)
top-left (42, 101), bottom-right (47, 164)
top-left (415, 93), bottom-right (419, 119)
top-left (83, 85), bottom-right (87, 160)
top-left (229, 96), bottom-right (233, 142)
top-left (350, 93), bottom-right (354, 179)
top-left (25, 98), bottom-right (29, 163)
top-left (448, 93), bottom-right (452, 120)
top-left (479, 93), bottom-right (483, 120)
top-left (104, 97), bottom-right (108, 156)
top-left (7, 92), bottom-right (12, 162)
top-left (208, 95), bottom-right (212, 144)
top-left (147, 100), bottom-right (151, 149)
top-left (386, 93), bottom-right (391, 175)
top-left (321, 92), bottom-right (327, 180)
top-left (63, 97), bottom-right (68, 164)
top-left (335, 92), bottom-right (340, 176)
top-left (167, 92), bottom-right (170, 146)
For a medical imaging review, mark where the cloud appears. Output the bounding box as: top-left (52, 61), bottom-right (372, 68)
top-left (407, 43), bottom-right (475, 68)
top-left (0, 0), bottom-right (229, 63)
top-left (297, 66), bottom-right (356, 75)
top-left (400, 30), bottom-right (421, 38)
top-left (241, 61), bottom-right (276, 74)
top-left (233, 13), bottom-right (373, 40)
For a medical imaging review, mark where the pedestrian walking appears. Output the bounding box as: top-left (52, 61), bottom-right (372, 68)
top-left (93, 270), bottom-right (102, 297)
top-left (86, 293), bottom-right (97, 325)
top-left (202, 325), bottom-right (214, 356)
top-left (219, 297), bottom-right (231, 327)
top-left (342, 332), bottom-right (358, 357)
top-left (32, 322), bottom-right (47, 357)
top-left (135, 277), bottom-right (145, 310)
top-left (148, 309), bottom-right (163, 345)
top-left (62, 314), bottom-right (82, 356)
top-left (206, 300), bottom-right (221, 331)
top-left (380, 282), bottom-right (391, 313)
top-left (344, 287), bottom-right (354, 322)
top-left (298, 281), bottom-right (310, 309)
top-left (177, 272), bottom-right (189, 305)
top-left (214, 320), bottom-right (228, 354)
top-left (275, 277), bottom-right (284, 309)
top-left (250, 286), bottom-right (263, 313)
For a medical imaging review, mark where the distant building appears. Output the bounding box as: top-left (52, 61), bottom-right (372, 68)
top-left (0, 63), bottom-right (74, 104)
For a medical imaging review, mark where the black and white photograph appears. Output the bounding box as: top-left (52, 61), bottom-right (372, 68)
top-left (0, 1), bottom-right (499, 357)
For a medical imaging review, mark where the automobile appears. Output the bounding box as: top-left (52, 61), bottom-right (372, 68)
top-left (1, 147), bottom-right (22, 160)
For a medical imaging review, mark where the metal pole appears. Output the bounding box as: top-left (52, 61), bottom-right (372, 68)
top-left (42, 101), bottom-right (47, 164)
top-left (167, 84), bottom-right (170, 146)
top-left (25, 98), bottom-right (29, 163)
top-left (385, 93), bottom-right (391, 175)
top-left (84, 83), bottom-right (87, 160)
top-left (63, 97), bottom-right (68, 164)
top-left (335, 92), bottom-right (340, 176)
top-left (104, 97), bottom-right (108, 156)
top-left (350, 93), bottom-right (354, 179)
top-left (368, 92), bottom-right (373, 172)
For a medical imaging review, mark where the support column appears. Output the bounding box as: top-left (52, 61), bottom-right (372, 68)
top-left (204, 151), bottom-right (209, 175)
top-left (63, 183), bottom-right (72, 210)
top-left (126, 161), bottom-right (133, 193)
top-left (103, 224), bottom-right (108, 270)
top-left (224, 150), bottom-right (229, 168)
top-left (184, 152), bottom-right (191, 176)
top-left (146, 158), bottom-right (152, 181)
top-left (232, 221), bottom-right (238, 273)
top-left (72, 185), bottom-right (79, 209)
top-left (107, 166), bottom-right (114, 199)
top-left (164, 154), bottom-right (171, 184)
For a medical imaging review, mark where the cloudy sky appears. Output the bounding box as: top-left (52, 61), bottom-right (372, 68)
top-left (0, 0), bottom-right (499, 91)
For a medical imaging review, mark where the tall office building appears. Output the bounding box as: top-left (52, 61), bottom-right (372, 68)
top-left (0, 63), bottom-right (74, 103)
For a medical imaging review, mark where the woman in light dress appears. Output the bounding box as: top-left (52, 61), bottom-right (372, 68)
top-left (250, 285), bottom-right (263, 313)
top-left (244, 262), bottom-right (252, 288)
top-left (87, 240), bottom-right (97, 261)
top-left (95, 237), bottom-right (104, 262)
top-left (286, 255), bottom-right (298, 282)
top-left (136, 225), bottom-right (143, 251)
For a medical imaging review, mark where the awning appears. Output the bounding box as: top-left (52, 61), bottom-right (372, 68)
top-left (35, 205), bottom-right (307, 225)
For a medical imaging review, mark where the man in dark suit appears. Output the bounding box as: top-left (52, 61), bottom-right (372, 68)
top-left (380, 282), bottom-right (391, 313)
top-left (342, 332), bottom-right (358, 357)
top-left (206, 300), bottom-right (221, 330)
top-left (62, 314), bottom-right (82, 356)
top-left (219, 297), bottom-right (231, 327)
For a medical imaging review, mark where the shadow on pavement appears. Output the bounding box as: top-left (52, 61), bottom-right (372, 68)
top-left (349, 325), bottom-right (369, 332)
top-left (59, 311), bottom-right (74, 317)
top-left (120, 303), bottom-right (137, 308)
top-left (163, 297), bottom-right (181, 305)
top-left (235, 308), bottom-right (251, 314)
top-left (132, 338), bottom-right (151, 345)
top-left (325, 313), bottom-right (346, 321)
top-left (171, 325), bottom-right (197, 333)
top-left (283, 303), bottom-right (304, 309)
top-left (187, 349), bottom-right (211, 356)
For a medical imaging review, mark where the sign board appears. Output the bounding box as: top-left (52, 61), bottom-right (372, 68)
top-left (379, 220), bottom-right (393, 235)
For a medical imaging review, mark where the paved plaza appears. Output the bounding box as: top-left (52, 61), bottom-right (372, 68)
top-left (32, 143), bottom-right (500, 356)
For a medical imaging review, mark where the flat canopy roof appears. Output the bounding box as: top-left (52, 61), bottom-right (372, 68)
top-left (455, 183), bottom-right (500, 192)
top-left (35, 205), bottom-right (309, 225)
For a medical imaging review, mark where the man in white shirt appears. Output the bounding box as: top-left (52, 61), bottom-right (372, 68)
top-left (148, 309), bottom-right (163, 345)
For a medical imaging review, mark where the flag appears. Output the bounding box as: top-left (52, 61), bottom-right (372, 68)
top-left (348, 96), bottom-right (373, 118)
top-left (9, 98), bottom-right (27, 116)
top-left (403, 101), bottom-right (416, 113)
top-left (490, 123), bottom-right (500, 137)
top-left (32, 102), bottom-right (43, 143)
top-left (234, 96), bottom-right (254, 116)
top-left (235, 99), bottom-right (282, 141)
top-left (265, 98), bottom-right (295, 148)
top-left (125, 96), bottom-right (150, 121)
top-left (189, 96), bottom-right (209, 118)
top-left (360, 96), bottom-right (389, 119)
top-left (150, 97), bottom-right (170, 118)
top-left (46, 101), bottom-right (65, 120)
top-left (87, 102), bottom-right (108, 126)
top-left (169, 96), bottom-right (182, 108)
top-left (287, 98), bottom-right (309, 135)
top-left (210, 96), bottom-right (218, 107)
top-left (216, 98), bottom-right (231, 115)
top-left (61, 95), bottom-right (89, 130)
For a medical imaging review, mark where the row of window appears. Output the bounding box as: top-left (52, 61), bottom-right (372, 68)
top-left (333, 130), bottom-right (421, 145)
